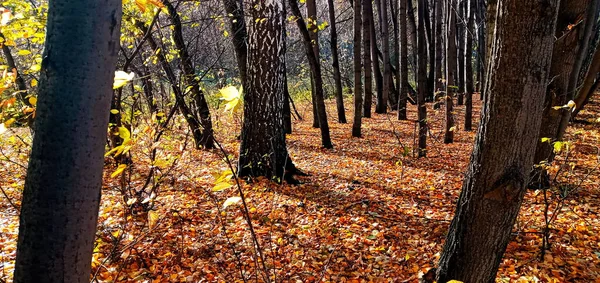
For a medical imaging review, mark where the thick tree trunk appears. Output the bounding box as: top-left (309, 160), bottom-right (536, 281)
top-left (327, 0), bottom-right (347, 123)
top-left (239, 1), bottom-right (297, 179)
top-left (353, 0), bottom-right (363, 137)
top-left (289, 0), bottom-right (333, 148)
top-left (398, 0), bottom-right (409, 120)
top-left (417, 0), bottom-right (428, 157)
top-left (223, 0), bottom-right (248, 86)
top-left (464, 0), bottom-right (474, 131)
top-left (436, 1), bottom-right (559, 281)
top-left (444, 0), bottom-right (457, 144)
top-left (534, 0), bottom-right (592, 167)
top-left (13, 1), bottom-right (121, 282)
top-left (363, 0), bottom-right (373, 118)
top-left (165, 1), bottom-right (215, 149)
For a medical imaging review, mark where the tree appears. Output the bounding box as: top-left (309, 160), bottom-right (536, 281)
top-left (464, 0), bottom-right (474, 131)
top-left (444, 0), bottom-right (457, 144)
top-left (417, 0), bottom-right (428, 157)
top-left (352, 0), bottom-right (363, 137)
top-left (363, 0), bottom-right (373, 118)
top-left (378, 0), bottom-right (391, 114)
top-left (13, 0), bottom-right (122, 282)
top-left (238, 0), bottom-right (299, 179)
top-left (433, 0), bottom-right (444, 108)
top-left (436, 0), bottom-right (559, 281)
top-left (327, 0), bottom-right (347, 123)
top-left (397, 0), bottom-right (409, 120)
top-left (223, 0), bottom-right (248, 86)
top-left (289, 0), bottom-right (333, 149)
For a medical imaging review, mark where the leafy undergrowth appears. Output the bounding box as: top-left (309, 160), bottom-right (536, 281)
top-left (1, 96), bottom-right (599, 282)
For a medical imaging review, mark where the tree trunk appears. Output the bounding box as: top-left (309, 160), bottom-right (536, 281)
top-left (433, 0), bottom-right (444, 108)
top-left (573, 43), bottom-right (600, 118)
top-left (464, 0), bottom-right (474, 131)
top-left (456, 0), bottom-right (466, 105)
top-left (398, 0), bottom-right (409, 120)
top-left (239, 1), bottom-right (298, 179)
top-left (165, 1), bottom-right (215, 149)
top-left (223, 0), bottom-right (248, 86)
top-left (417, 0), bottom-right (428, 157)
top-left (475, 0), bottom-right (485, 96)
top-left (289, 0), bottom-right (333, 148)
top-left (369, 0), bottom-right (384, 115)
top-left (444, 0), bottom-right (457, 144)
top-left (363, 0), bottom-right (373, 118)
top-left (424, 0), bottom-right (435, 101)
top-left (327, 0), bottom-right (347, 123)
top-left (392, 0), bottom-right (400, 108)
top-left (353, 0), bottom-right (363, 137)
top-left (13, 1), bottom-right (121, 282)
top-left (378, 0), bottom-right (391, 113)
top-left (436, 0), bottom-right (559, 281)
top-left (407, 1), bottom-right (419, 76)
top-left (534, 0), bottom-right (592, 167)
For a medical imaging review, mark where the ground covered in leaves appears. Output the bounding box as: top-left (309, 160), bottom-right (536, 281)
top-left (1, 97), bottom-right (600, 282)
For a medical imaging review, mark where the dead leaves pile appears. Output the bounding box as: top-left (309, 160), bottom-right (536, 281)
top-left (1, 97), bottom-right (600, 282)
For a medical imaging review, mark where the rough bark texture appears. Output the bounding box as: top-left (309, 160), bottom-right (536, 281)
top-left (363, 0), bottom-right (373, 118)
top-left (165, 1), bottom-right (215, 149)
top-left (289, 0), bottom-right (333, 148)
top-left (13, 1), bottom-right (121, 282)
top-left (327, 0), bottom-right (347, 123)
top-left (398, 0), bottom-right (409, 120)
top-left (353, 0), bottom-right (363, 137)
top-left (444, 0), bottom-right (457, 144)
top-left (436, 1), bottom-right (559, 282)
top-left (417, 0), bottom-right (428, 157)
top-left (223, 0), bottom-right (248, 86)
top-left (239, 1), bottom-right (295, 179)
top-left (534, 0), bottom-right (591, 166)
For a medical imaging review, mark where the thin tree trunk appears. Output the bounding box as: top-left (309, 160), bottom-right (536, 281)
top-left (328, 0), bottom-right (347, 123)
top-left (417, 0), bottom-right (428, 157)
top-left (407, 1), bottom-right (418, 76)
top-left (13, 1), bottom-right (121, 282)
top-left (573, 43), bottom-right (600, 118)
top-left (444, 0), bottom-right (457, 144)
top-left (457, 0), bottom-right (466, 105)
top-left (289, 0), bottom-right (333, 148)
top-left (353, 0), bottom-right (363, 137)
top-left (464, 0), bottom-right (474, 131)
top-left (436, 1), bottom-right (559, 281)
top-left (392, 0), bottom-right (401, 108)
top-left (424, 0), bottom-right (435, 101)
top-left (398, 0), bottom-right (409, 120)
top-left (223, 0), bottom-right (248, 86)
top-left (0, 33), bottom-right (29, 107)
top-left (377, 0), bottom-right (391, 113)
top-left (363, 0), bottom-right (373, 118)
top-left (433, 0), bottom-right (444, 108)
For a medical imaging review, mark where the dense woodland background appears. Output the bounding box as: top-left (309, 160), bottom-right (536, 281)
top-left (0, 0), bottom-right (600, 282)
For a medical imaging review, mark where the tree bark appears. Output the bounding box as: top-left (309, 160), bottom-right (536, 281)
top-left (433, 0), bottom-right (444, 108)
top-left (436, 0), bottom-right (559, 281)
top-left (464, 0), bottom-right (474, 131)
top-left (327, 0), bottom-right (347, 123)
top-left (573, 43), bottom-right (600, 118)
top-left (353, 0), bottom-right (363, 137)
top-left (444, 0), bottom-right (457, 144)
top-left (417, 0), bottom-right (428, 157)
top-left (13, 1), bottom-right (121, 282)
top-left (398, 0), bottom-right (409, 120)
top-left (534, 0), bottom-right (592, 167)
top-left (378, 0), bottom-right (391, 113)
top-left (457, 0), bottom-right (466, 105)
top-left (239, 1), bottom-right (298, 179)
top-left (363, 0), bottom-right (373, 118)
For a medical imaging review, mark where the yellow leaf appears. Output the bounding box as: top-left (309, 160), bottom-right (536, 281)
top-left (113, 71), bottom-right (135, 89)
top-left (219, 85), bottom-right (241, 101)
top-left (17, 49), bottom-right (31, 56)
top-left (0, 123), bottom-right (6, 134)
top-left (223, 196), bottom-right (242, 209)
top-left (118, 126), bottom-right (131, 140)
top-left (28, 96), bottom-right (37, 105)
top-left (4, 118), bottom-right (15, 127)
top-left (448, 281), bottom-right (464, 283)
top-left (449, 126), bottom-right (456, 132)
top-left (110, 109), bottom-right (119, 114)
top-left (540, 137), bottom-right (551, 143)
top-left (135, 0), bottom-right (147, 12)
top-left (148, 210), bottom-right (159, 229)
top-left (30, 78), bottom-right (37, 87)
top-left (553, 141), bottom-right (563, 154)
top-left (111, 164), bottom-right (127, 178)
top-left (212, 182), bottom-right (232, 192)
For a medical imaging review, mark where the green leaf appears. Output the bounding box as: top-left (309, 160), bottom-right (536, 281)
top-left (222, 196), bottom-right (242, 209)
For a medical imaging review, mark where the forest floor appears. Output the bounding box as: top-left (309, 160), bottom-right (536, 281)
top-left (1, 95), bottom-right (600, 282)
